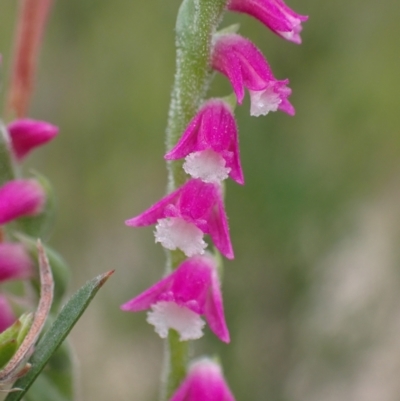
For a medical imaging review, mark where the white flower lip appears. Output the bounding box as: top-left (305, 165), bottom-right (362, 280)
top-left (154, 217), bottom-right (207, 257)
top-left (249, 88), bottom-right (281, 117)
top-left (147, 301), bottom-right (206, 341)
top-left (183, 149), bottom-right (231, 184)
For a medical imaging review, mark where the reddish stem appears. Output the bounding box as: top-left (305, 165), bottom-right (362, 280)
top-left (6, 0), bottom-right (53, 118)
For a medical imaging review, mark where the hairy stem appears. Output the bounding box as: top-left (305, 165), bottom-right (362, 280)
top-left (162, 0), bottom-right (227, 399)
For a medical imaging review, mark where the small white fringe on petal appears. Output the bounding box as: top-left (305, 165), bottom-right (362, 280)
top-left (147, 301), bottom-right (205, 341)
top-left (183, 149), bottom-right (230, 184)
top-left (155, 217), bottom-right (206, 257)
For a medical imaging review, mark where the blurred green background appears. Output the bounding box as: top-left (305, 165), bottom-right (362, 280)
top-left (1, 0), bottom-right (400, 400)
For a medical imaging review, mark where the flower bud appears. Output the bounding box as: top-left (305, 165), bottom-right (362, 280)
top-left (0, 242), bottom-right (33, 282)
top-left (169, 358), bottom-right (235, 401)
top-left (0, 179), bottom-right (46, 225)
top-left (8, 118), bottom-right (58, 161)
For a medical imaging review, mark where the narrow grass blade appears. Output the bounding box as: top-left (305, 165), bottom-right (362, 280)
top-left (4, 270), bottom-right (114, 401)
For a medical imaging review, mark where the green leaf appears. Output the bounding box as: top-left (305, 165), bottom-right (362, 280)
top-left (0, 314), bottom-right (33, 369)
top-left (31, 340), bottom-right (75, 401)
top-left (0, 341), bottom-right (17, 370)
top-left (24, 374), bottom-right (69, 401)
top-left (16, 314), bottom-right (34, 347)
top-left (4, 270), bottom-right (114, 401)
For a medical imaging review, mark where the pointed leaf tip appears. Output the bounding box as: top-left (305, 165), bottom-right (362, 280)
top-left (97, 270), bottom-right (115, 288)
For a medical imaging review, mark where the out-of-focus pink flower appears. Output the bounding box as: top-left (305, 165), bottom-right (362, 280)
top-left (0, 179), bottom-right (46, 225)
top-left (0, 295), bottom-right (16, 333)
top-left (165, 99), bottom-right (244, 185)
top-left (169, 357), bottom-right (235, 401)
top-left (227, 0), bottom-right (308, 44)
top-left (212, 33), bottom-right (294, 117)
top-left (125, 179), bottom-right (234, 259)
top-left (0, 242), bottom-right (33, 282)
top-left (7, 118), bottom-right (59, 161)
top-left (121, 255), bottom-right (230, 342)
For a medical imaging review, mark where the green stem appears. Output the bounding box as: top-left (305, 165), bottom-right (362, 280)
top-left (0, 122), bottom-right (16, 185)
top-left (162, 330), bottom-right (190, 401)
top-left (166, 0), bottom-right (227, 191)
top-left (162, 0), bottom-right (227, 399)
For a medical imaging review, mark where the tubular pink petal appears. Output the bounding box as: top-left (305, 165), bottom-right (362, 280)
top-left (226, 118), bottom-right (244, 184)
top-left (165, 99), bottom-right (244, 185)
top-left (227, 0), bottom-right (308, 44)
top-left (211, 34), bottom-right (294, 116)
top-left (7, 118), bottom-right (59, 161)
top-left (0, 179), bottom-right (46, 224)
top-left (278, 96), bottom-right (295, 115)
top-left (212, 41), bottom-right (246, 103)
top-left (207, 191), bottom-right (234, 260)
top-left (179, 179), bottom-right (217, 220)
top-left (169, 358), bottom-right (235, 401)
top-left (204, 270), bottom-right (230, 343)
top-left (121, 255), bottom-right (230, 343)
top-left (125, 179), bottom-right (234, 258)
top-left (212, 34), bottom-right (272, 91)
top-left (125, 187), bottom-right (183, 227)
top-left (0, 242), bottom-right (33, 282)
top-left (120, 274), bottom-right (175, 312)
top-left (165, 113), bottom-right (203, 160)
top-left (168, 258), bottom-right (211, 313)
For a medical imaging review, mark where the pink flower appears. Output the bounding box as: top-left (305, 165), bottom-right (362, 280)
top-left (211, 33), bottom-right (294, 117)
top-left (169, 358), bottom-right (235, 401)
top-left (121, 255), bottom-right (230, 342)
top-left (0, 242), bottom-right (33, 282)
top-left (7, 118), bottom-right (59, 161)
top-left (0, 295), bottom-right (16, 333)
top-left (0, 179), bottom-right (46, 225)
top-left (125, 179), bottom-right (234, 259)
top-left (227, 0), bottom-right (308, 44)
top-left (165, 99), bottom-right (244, 185)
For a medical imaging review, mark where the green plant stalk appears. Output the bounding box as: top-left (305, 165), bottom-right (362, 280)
top-left (162, 0), bottom-right (228, 399)
top-left (163, 330), bottom-right (190, 401)
top-left (0, 122), bottom-right (16, 186)
top-left (166, 0), bottom-right (227, 191)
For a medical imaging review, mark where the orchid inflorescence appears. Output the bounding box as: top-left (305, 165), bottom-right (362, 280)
top-left (122, 0), bottom-right (307, 399)
top-left (0, 0), bottom-right (77, 392)
top-left (0, 119), bottom-right (58, 332)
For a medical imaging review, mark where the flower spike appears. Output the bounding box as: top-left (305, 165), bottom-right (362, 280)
top-left (0, 179), bottom-right (46, 225)
top-left (121, 255), bottom-right (230, 342)
top-left (227, 0), bottom-right (308, 44)
top-left (211, 33), bottom-right (295, 117)
top-left (169, 357), bottom-right (235, 401)
top-left (165, 99), bottom-right (244, 185)
top-left (7, 119), bottom-right (59, 161)
top-left (125, 179), bottom-right (234, 259)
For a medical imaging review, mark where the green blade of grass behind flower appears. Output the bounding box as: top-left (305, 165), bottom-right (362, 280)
top-left (4, 270), bottom-right (113, 401)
